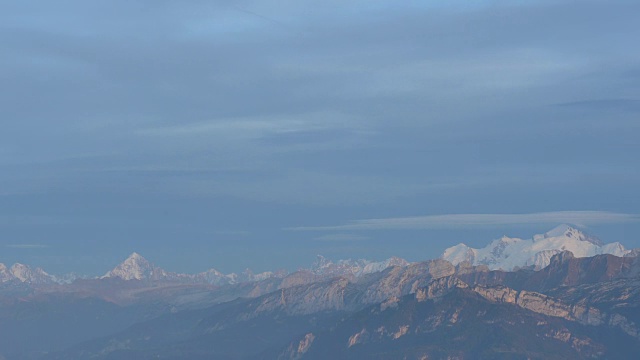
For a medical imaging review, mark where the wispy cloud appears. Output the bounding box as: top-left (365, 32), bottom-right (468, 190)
top-left (288, 211), bottom-right (640, 231)
top-left (6, 244), bottom-right (50, 249)
top-left (136, 111), bottom-right (363, 139)
top-left (555, 99), bottom-right (640, 112)
top-left (313, 233), bottom-right (369, 241)
top-left (215, 230), bottom-right (251, 236)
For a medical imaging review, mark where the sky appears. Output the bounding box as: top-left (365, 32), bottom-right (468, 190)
top-left (1, 0), bottom-right (640, 275)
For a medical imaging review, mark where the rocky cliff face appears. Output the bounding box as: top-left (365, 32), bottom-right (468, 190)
top-left (280, 287), bottom-right (629, 360)
top-left (473, 285), bottom-right (603, 324)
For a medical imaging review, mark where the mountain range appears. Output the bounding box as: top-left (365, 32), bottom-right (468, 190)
top-left (2, 225), bottom-right (640, 359)
top-left (0, 252), bottom-right (409, 287)
top-left (1, 225), bottom-right (628, 286)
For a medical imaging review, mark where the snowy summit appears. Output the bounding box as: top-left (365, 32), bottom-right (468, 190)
top-left (102, 252), bottom-right (167, 281)
top-left (441, 224), bottom-right (630, 271)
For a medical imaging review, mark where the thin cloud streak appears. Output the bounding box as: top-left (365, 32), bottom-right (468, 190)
top-left (136, 112), bottom-right (363, 138)
top-left (313, 234), bottom-right (369, 242)
top-left (289, 211), bottom-right (640, 231)
top-left (6, 244), bottom-right (50, 249)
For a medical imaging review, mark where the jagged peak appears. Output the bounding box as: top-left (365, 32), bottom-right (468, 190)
top-left (0, 263), bottom-right (14, 282)
top-left (544, 224), bottom-right (580, 238)
top-left (309, 254), bottom-right (408, 277)
top-left (10, 262), bottom-right (29, 271)
top-left (201, 267), bottom-right (224, 275)
top-left (496, 235), bottom-right (523, 244)
top-left (10, 263), bottom-right (49, 276)
top-left (386, 256), bottom-right (410, 265)
top-left (444, 243), bottom-right (472, 252)
top-left (125, 252), bottom-right (146, 261)
top-left (314, 254), bottom-right (331, 263)
top-left (311, 254), bottom-right (334, 271)
top-left (442, 243), bottom-right (475, 260)
top-left (542, 224), bottom-right (603, 245)
top-left (624, 248), bottom-right (640, 258)
top-left (8, 263), bottom-right (53, 283)
top-left (119, 252), bottom-right (152, 267)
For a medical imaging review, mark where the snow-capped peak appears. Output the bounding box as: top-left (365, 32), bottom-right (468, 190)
top-left (0, 262), bottom-right (78, 285)
top-left (101, 253), bottom-right (283, 284)
top-left (128, 252), bottom-right (143, 259)
top-left (103, 252), bottom-right (157, 280)
top-left (0, 263), bottom-right (15, 282)
top-left (0, 263), bottom-right (56, 284)
top-left (543, 224), bottom-right (576, 238)
top-left (442, 225), bottom-right (629, 271)
top-left (310, 255), bottom-right (409, 277)
top-left (538, 224), bottom-right (603, 245)
top-left (311, 255), bottom-right (333, 272)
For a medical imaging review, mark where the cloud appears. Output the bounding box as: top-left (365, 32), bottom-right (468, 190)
top-left (154, 171), bottom-right (450, 206)
top-left (6, 244), bottom-right (50, 249)
top-left (555, 99), bottom-right (640, 112)
top-left (288, 211), bottom-right (640, 231)
top-left (313, 233), bottom-right (369, 242)
top-left (215, 230), bottom-right (251, 236)
top-left (136, 111), bottom-right (363, 138)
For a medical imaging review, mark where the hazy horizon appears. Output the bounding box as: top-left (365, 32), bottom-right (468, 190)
top-left (2, 221), bottom-right (638, 277)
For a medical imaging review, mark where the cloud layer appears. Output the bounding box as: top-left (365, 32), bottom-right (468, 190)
top-left (1, 0), bottom-right (639, 273)
top-left (290, 211), bottom-right (640, 231)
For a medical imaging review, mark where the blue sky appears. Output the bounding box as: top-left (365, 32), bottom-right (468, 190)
top-left (1, 0), bottom-right (640, 275)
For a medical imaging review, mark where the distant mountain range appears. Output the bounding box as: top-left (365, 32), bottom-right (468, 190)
top-left (0, 251), bottom-right (411, 287)
top-left (2, 225), bottom-right (640, 359)
top-left (1, 225), bottom-right (631, 286)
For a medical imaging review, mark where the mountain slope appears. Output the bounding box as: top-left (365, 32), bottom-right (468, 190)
top-left (48, 270), bottom-right (640, 360)
top-left (282, 288), bottom-right (640, 360)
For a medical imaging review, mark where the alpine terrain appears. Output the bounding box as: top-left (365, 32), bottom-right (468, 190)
top-left (1, 225), bottom-right (639, 359)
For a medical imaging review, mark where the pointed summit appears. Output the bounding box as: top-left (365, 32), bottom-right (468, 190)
top-left (544, 224), bottom-right (578, 238)
top-left (121, 252), bottom-right (152, 269)
top-left (312, 255), bottom-right (333, 273)
top-left (123, 252), bottom-right (147, 263)
top-left (543, 224), bottom-right (603, 246)
top-left (103, 252), bottom-right (157, 280)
